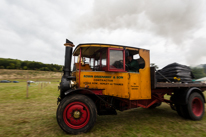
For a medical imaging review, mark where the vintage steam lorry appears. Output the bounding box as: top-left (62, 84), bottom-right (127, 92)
top-left (56, 39), bottom-right (206, 134)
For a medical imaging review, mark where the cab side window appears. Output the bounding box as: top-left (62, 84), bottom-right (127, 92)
top-left (110, 50), bottom-right (124, 69)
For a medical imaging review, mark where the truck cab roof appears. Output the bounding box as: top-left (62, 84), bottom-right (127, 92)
top-left (73, 43), bottom-right (149, 57)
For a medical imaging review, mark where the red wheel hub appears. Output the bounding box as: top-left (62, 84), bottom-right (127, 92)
top-left (63, 102), bottom-right (90, 129)
top-left (192, 97), bottom-right (203, 117)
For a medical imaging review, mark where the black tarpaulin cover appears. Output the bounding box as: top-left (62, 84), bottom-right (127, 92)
top-left (156, 63), bottom-right (194, 82)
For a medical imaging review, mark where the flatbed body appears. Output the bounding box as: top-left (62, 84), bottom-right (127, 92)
top-left (150, 67), bottom-right (206, 90)
top-left (156, 82), bottom-right (206, 89)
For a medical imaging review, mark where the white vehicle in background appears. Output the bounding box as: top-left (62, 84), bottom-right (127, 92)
top-left (27, 80), bottom-right (35, 83)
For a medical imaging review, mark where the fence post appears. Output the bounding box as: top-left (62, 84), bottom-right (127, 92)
top-left (26, 71), bottom-right (29, 98)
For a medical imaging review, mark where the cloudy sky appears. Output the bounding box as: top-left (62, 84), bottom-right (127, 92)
top-left (0, 0), bottom-right (206, 68)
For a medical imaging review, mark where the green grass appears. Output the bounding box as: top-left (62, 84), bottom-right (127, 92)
top-left (0, 82), bottom-right (206, 137)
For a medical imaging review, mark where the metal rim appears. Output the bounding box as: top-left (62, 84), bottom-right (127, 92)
top-left (192, 97), bottom-right (203, 117)
top-left (63, 102), bottom-right (90, 129)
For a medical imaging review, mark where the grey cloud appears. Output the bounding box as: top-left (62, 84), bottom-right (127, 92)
top-left (75, 0), bottom-right (205, 44)
top-left (0, 0), bottom-right (84, 65)
top-left (0, 0), bottom-right (205, 68)
top-left (186, 37), bottom-right (206, 66)
top-left (145, 0), bottom-right (204, 44)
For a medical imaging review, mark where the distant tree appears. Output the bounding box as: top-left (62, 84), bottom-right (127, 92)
top-left (40, 67), bottom-right (49, 71)
top-left (15, 60), bottom-right (21, 69)
top-left (44, 67), bottom-right (49, 71)
top-left (23, 66), bottom-right (27, 70)
top-left (191, 67), bottom-right (206, 79)
top-left (9, 63), bottom-right (15, 69)
top-left (59, 67), bottom-right (63, 72)
top-left (203, 64), bottom-right (206, 74)
top-left (0, 58), bottom-right (62, 72)
top-left (22, 61), bottom-right (30, 69)
top-left (0, 58), bottom-right (5, 68)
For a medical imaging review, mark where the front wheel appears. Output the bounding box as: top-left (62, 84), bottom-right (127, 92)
top-left (187, 92), bottom-right (205, 120)
top-left (56, 94), bottom-right (97, 134)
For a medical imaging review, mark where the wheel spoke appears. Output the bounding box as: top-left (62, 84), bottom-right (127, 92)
top-left (63, 102), bottom-right (90, 129)
top-left (57, 95), bottom-right (97, 134)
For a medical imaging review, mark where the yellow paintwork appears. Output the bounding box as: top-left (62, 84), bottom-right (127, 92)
top-left (75, 63), bottom-right (92, 70)
top-left (126, 49), bottom-right (151, 100)
top-left (75, 48), bottom-right (151, 100)
top-left (77, 71), bottom-right (129, 98)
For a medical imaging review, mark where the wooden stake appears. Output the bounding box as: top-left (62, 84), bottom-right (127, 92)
top-left (26, 71), bottom-right (29, 98)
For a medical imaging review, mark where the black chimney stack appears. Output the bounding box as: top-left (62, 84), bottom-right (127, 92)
top-left (59, 39), bottom-right (75, 96)
top-left (63, 39), bottom-right (74, 77)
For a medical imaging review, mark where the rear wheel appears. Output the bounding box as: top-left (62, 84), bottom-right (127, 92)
top-left (56, 94), bottom-right (97, 134)
top-left (187, 92), bottom-right (205, 120)
top-left (175, 104), bottom-right (189, 119)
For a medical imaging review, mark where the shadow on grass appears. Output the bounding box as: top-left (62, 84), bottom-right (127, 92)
top-left (46, 105), bottom-right (179, 136)
top-left (89, 105), bottom-right (183, 135)
top-left (96, 105), bottom-right (179, 124)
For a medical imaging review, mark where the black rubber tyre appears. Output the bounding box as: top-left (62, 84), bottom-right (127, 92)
top-left (56, 94), bottom-right (97, 134)
top-left (175, 104), bottom-right (189, 119)
top-left (149, 102), bottom-right (162, 109)
top-left (176, 104), bottom-right (183, 117)
top-left (187, 92), bottom-right (205, 121)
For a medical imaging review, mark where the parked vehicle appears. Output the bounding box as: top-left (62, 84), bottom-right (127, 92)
top-left (27, 80), bottom-right (35, 83)
top-left (56, 39), bottom-right (206, 134)
top-left (0, 80), bottom-right (11, 83)
top-left (13, 81), bottom-right (19, 83)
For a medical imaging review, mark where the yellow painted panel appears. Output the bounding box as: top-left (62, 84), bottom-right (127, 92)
top-left (128, 72), bottom-right (151, 100)
top-left (139, 49), bottom-right (151, 99)
top-left (76, 48), bottom-right (151, 100)
top-left (75, 63), bottom-right (92, 70)
top-left (127, 49), bottom-right (151, 100)
top-left (128, 73), bottom-right (141, 100)
top-left (125, 47), bottom-right (139, 51)
top-left (79, 71), bottom-right (129, 99)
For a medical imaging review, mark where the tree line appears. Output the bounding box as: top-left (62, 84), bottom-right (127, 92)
top-left (191, 66), bottom-right (206, 79)
top-left (0, 58), bottom-right (62, 72)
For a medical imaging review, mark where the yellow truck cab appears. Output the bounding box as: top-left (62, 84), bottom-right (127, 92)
top-left (56, 39), bottom-right (206, 134)
top-left (73, 43), bottom-right (151, 100)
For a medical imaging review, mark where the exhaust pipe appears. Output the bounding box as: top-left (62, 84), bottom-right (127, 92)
top-left (63, 39), bottom-right (74, 77)
top-left (59, 39), bottom-right (76, 95)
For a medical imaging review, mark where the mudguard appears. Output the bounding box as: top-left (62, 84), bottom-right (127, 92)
top-left (64, 88), bottom-right (114, 108)
top-left (64, 88), bottom-right (85, 96)
top-left (171, 87), bottom-right (206, 105)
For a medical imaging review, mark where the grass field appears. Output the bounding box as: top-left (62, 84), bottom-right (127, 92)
top-left (0, 80), bottom-right (206, 137)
